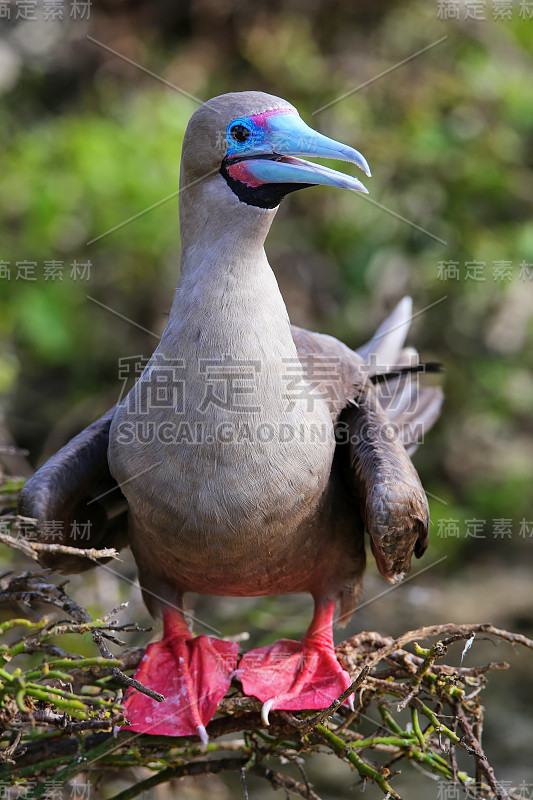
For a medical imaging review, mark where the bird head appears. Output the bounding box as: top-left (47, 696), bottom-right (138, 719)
top-left (180, 91), bottom-right (371, 210)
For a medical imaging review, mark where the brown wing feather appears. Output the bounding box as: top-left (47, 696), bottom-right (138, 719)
top-left (17, 406), bottom-right (128, 573)
top-left (341, 383), bottom-right (429, 583)
top-left (290, 324), bottom-right (365, 417)
top-left (291, 321), bottom-right (435, 584)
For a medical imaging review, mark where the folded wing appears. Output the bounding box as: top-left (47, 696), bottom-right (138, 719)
top-left (291, 296), bottom-right (443, 584)
top-left (17, 406), bottom-right (128, 573)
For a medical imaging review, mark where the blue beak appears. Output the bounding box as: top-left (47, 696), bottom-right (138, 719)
top-left (225, 111), bottom-right (371, 194)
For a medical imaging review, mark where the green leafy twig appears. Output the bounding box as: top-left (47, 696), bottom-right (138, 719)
top-left (1, 568), bottom-right (532, 800)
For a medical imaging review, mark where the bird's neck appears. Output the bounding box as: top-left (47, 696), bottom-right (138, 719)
top-left (160, 183), bottom-right (297, 362)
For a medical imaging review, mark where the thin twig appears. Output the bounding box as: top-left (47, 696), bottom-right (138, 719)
top-left (455, 703), bottom-right (509, 800)
top-left (0, 528), bottom-right (120, 563)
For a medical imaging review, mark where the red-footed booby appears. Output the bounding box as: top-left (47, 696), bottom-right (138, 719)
top-left (18, 92), bottom-right (443, 746)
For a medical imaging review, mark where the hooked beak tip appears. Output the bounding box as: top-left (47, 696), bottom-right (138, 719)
top-left (352, 151), bottom-right (371, 179)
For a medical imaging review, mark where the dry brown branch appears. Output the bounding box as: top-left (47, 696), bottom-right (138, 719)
top-left (0, 525), bottom-right (120, 563)
top-left (455, 703), bottom-right (509, 800)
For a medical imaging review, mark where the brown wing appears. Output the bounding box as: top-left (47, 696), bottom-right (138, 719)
top-left (340, 382), bottom-right (430, 582)
top-left (290, 323), bottom-right (366, 417)
top-left (291, 297), bottom-right (443, 583)
top-left (17, 406), bottom-right (128, 573)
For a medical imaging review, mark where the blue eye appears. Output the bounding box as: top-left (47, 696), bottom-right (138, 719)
top-left (225, 118), bottom-right (265, 156)
top-left (230, 124), bottom-right (251, 143)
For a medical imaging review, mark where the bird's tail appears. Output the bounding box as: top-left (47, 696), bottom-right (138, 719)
top-left (356, 296), bottom-right (443, 455)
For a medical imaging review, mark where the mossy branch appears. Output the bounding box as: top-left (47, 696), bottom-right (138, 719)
top-left (0, 570), bottom-right (531, 799)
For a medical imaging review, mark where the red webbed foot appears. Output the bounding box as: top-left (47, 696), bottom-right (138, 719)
top-left (237, 602), bottom-right (353, 724)
top-left (122, 609), bottom-right (238, 744)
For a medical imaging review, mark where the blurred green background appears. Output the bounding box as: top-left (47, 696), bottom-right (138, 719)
top-left (1, 0), bottom-right (532, 797)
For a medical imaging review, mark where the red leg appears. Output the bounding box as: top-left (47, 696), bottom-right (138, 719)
top-left (238, 601), bottom-right (353, 724)
top-left (122, 608), bottom-right (238, 744)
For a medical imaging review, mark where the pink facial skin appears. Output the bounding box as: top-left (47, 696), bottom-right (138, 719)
top-left (226, 161), bottom-right (264, 187)
top-left (250, 106), bottom-right (297, 129)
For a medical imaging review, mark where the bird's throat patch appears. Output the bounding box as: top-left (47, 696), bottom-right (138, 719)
top-left (220, 161), bottom-right (311, 209)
